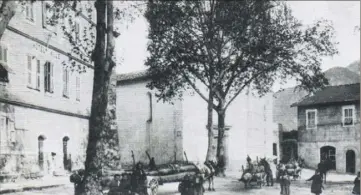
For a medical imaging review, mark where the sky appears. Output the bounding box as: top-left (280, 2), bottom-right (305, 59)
top-left (114, 1), bottom-right (360, 90)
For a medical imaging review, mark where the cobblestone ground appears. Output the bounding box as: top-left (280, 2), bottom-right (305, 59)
top-left (7, 177), bottom-right (354, 195)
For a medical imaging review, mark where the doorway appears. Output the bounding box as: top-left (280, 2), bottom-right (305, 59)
top-left (320, 146), bottom-right (336, 170)
top-left (346, 150), bottom-right (356, 174)
top-left (38, 135), bottom-right (45, 171)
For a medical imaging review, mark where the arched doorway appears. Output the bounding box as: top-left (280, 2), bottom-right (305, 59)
top-left (320, 146), bottom-right (336, 170)
top-left (38, 135), bottom-right (46, 170)
top-left (62, 136), bottom-right (71, 171)
top-left (346, 150), bottom-right (356, 174)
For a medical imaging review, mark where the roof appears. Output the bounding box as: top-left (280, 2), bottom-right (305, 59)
top-left (291, 83), bottom-right (360, 107)
top-left (117, 70), bottom-right (150, 83)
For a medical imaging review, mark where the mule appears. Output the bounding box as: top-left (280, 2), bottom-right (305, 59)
top-left (194, 160), bottom-right (218, 191)
top-left (259, 158), bottom-right (274, 186)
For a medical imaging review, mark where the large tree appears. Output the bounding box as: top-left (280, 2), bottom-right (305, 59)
top-left (144, 0), bottom-right (338, 175)
top-left (0, 1), bottom-right (142, 194)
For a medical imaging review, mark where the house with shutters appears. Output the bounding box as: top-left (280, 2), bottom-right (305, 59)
top-left (0, 1), bottom-right (95, 176)
top-left (291, 83), bottom-right (360, 174)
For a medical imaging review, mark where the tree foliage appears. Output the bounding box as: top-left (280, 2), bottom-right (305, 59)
top-left (144, 0), bottom-right (338, 171)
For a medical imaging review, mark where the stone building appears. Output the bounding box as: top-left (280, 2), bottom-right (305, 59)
top-left (0, 1), bottom-right (94, 176)
top-left (117, 70), bottom-right (279, 170)
top-left (117, 71), bottom-right (183, 166)
top-left (292, 83), bottom-right (360, 173)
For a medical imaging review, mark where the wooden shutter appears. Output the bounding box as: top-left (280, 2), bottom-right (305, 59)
top-left (36, 60), bottom-right (40, 89)
top-left (27, 55), bottom-right (32, 86)
top-left (50, 63), bottom-right (54, 92)
top-left (42, 2), bottom-right (47, 28)
top-left (44, 62), bottom-right (48, 91)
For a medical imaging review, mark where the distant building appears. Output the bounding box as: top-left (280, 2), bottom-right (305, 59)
top-left (117, 70), bottom-right (279, 170)
top-left (292, 83), bottom-right (360, 173)
top-left (0, 2), bottom-right (95, 175)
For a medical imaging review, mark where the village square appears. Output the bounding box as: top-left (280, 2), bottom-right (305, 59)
top-left (0, 1), bottom-right (360, 195)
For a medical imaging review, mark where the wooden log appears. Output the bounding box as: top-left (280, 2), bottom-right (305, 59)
top-left (146, 164), bottom-right (198, 176)
top-left (156, 172), bottom-right (196, 183)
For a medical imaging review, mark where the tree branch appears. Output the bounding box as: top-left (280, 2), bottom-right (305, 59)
top-left (224, 64), bottom-right (277, 110)
top-left (182, 72), bottom-right (217, 110)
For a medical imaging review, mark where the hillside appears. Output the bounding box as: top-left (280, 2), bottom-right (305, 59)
top-left (346, 60), bottom-right (360, 75)
top-left (324, 66), bottom-right (360, 86)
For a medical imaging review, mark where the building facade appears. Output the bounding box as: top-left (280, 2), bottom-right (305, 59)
top-left (292, 83), bottom-right (360, 174)
top-left (116, 72), bottom-right (183, 167)
top-left (117, 70), bottom-right (279, 171)
top-left (0, 1), bottom-right (94, 176)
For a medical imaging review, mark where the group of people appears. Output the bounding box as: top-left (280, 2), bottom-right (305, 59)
top-left (279, 167), bottom-right (360, 195)
top-left (108, 162), bottom-right (148, 195)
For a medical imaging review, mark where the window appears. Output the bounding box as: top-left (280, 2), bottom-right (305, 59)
top-left (0, 115), bottom-right (7, 146)
top-left (0, 45), bottom-right (8, 65)
top-left (273, 143), bottom-right (277, 156)
top-left (76, 76), bottom-right (80, 101)
top-left (8, 121), bottom-right (15, 144)
top-left (306, 109), bottom-right (317, 129)
top-left (27, 55), bottom-right (41, 90)
top-left (25, 2), bottom-right (35, 22)
top-left (63, 67), bottom-right (70, 97)
top-left (0, 45), bottom-right (8, 82)
top-left (42, 1), bottom-right (54, 30)
top-left (342, 105), bottom-right (355, 126)
top-left (44, 61), bottom-right (53, 93)
top-left (147, 92), bottom-right (152, 122)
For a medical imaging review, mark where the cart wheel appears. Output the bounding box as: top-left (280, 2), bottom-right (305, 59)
top-left (148, 178), bottom-right (159, 195)
top-left (178, 182), bottom-right (184, 192)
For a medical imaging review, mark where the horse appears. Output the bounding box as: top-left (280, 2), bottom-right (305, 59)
top-left (259, 158), bottom-right (274, 186)
top-left (194, 160), bottom-right (218, 191)
top-left (317, 159), bottom-right (333, 184)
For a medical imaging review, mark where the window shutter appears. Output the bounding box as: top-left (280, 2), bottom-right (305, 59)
top-left (36, 60), bottom-right (40, 89)
top-left (63, 68), bottom-right (66, 95)
top-left (44, 62), bottom-right (48, 91)
top-left (27, 55), bottom-right (32, 86)
top-left (50, 63), bottom-right (54, 92)
top-left (3, 47), bottom-right (7, 63)
top-left (30, 3), bottom-right (34, 21)
top-left (42, 2), bottom-right (47, 28)
top-left (26, 4), bottom-right (29, 19)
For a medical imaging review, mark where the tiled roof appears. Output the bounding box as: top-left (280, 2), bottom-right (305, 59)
top-left (291, 83), bottom-right (360, 107)
top-left (117, 70), bottom-right (150, 82)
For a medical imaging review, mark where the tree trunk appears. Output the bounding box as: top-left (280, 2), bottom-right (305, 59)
top-left (216, 105), bottom-right (227, 177)
top-left (0, 1), bottom-right (16, 40)
top-left (79, 1), bottom-right (119, 194)
top-left (205, 90), bottom-right (215, 161)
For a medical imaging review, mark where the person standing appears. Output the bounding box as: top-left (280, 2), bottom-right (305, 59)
top-left (306, 169), bottom-right (324, 195)
top-left (352, 171), bottom-right (360, 195)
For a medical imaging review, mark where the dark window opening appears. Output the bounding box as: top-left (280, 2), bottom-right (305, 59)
top-left (38, 135), bottom-right (46, 170)
top-left (62, 136), bottom-right (71, 171)
top-left (273, 143), bottom-right (277, 156)
top-left (0, 64), bottom-right (8, 83)
top-left (147, 92), bottom-right (153, 122)
top-left (346, 150), bottom-right (356, 174)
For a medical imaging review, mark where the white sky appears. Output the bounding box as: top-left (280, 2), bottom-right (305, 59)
top-left (115, 1), bottom-right (360, 89)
